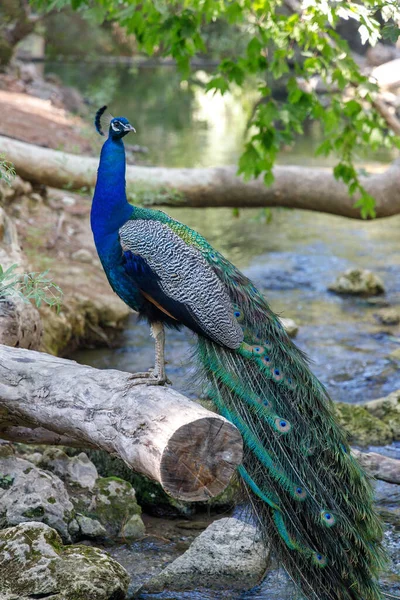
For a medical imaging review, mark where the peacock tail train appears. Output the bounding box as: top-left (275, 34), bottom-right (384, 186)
top-left (91, 109), bottom-right (388, 600)
top-left (195, 250), bottom-right (387, 600)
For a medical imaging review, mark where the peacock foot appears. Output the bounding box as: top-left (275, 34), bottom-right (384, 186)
top-left (127, 368), bottom-right (171, 386)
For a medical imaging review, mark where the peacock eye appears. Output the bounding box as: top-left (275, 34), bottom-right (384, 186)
top-left (111, 121), bottom-right (121, 132)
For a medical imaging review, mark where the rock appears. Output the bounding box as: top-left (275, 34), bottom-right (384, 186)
top-left (375, 308), bottom-right (400, 326)
top-left (374, 480), bottom-right (400, 506)
top-left (19, 63), bottom-right (39, 83)
top-left (351, 449), bottom-right (400, 484)
top-left (29, 192), bottom-right (43, 204)
top-left (119, 514), bottom-right (146, 541)
top-left (76, 515), bottom-right (106, 539)
top-left (365, 389), bottom-right (400, 440)
top-left (0, 207), bottom-right (42, 350)
top-left (0, 456), bottom-right (74, 543)
top-left (41, 449), bottom-right (98, 490)
top-left (141, 517), bottom-right (269, 593)
top-left (371, 58), bottom-right (400, 90)
top-left (366, 297), bottom-right (390, 307)
top-left (61, 195), bottom-right (76, 206)
top-left (328, 269), bottom-right (385, 296)
top-left (366, 43), bottom-right (399, 67)
top-left (374, 480), bottom-right (400, 526)
top-left (85, 449), bottom-right (194, 518)
top-left (279, 317), bottom-right (299, 338)
top-left (0, 441), bottom-right (14, 458)
top-left (379, 507), bottom-right (400, 527)
top-left (71, 248), bottom-right (93, 263)
top-left (334, 402), bottom-right (393, 446)
top-left (91, 477), bottom-right (144, 538)
top-left (0, 521), bottom-right (129, 600)
top-left (388, 349), bottom-right (400, 365)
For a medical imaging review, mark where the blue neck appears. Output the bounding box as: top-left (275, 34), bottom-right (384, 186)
top-left (91, 137), bottom-right (133, 242)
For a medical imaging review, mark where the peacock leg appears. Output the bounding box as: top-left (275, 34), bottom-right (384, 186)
top-left (128, 322), bottom-right (170, 386)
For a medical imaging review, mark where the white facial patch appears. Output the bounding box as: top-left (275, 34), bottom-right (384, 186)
top-left (111, 121), bottom-right (120, 132)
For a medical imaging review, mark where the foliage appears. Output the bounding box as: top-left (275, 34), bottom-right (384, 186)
top-left (0, 155), bottom-right (16, 186)
top-left (0, 264), bottom-right (63, 312)
top-left (34, 0), bottom-right (400, 218)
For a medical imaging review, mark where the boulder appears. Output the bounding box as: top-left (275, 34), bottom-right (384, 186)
top-left (140, 517), bottom-right (269, 593)
top-left (71, 248), bottom-right (93, 263)
top-left (374, 480), bottom-right (400, 527)
top-left (90, 476), bottom-right (144, 538)
top-left (40, 449), bottom-right (98, 490)
top-left (119, 514), bottom-right (146, 541)
top-left (328, 269), bottom-right (385, 296)
top-left (76, 515), bottom-right (107, 539)
top-left (0, 521), bottom-right (129, 600)
top-left (334, 402), bottom-right (393, 446)
top-left (351, 450), bottom-right (400, 484)
top-left (0, 456), bottom-right (74, 542)
top-left (375, 308), bottom-right (400, 326)
top-left (365, 389), bottom-right (400, 440)
top-left (279, 317), bottom-right (299, 338)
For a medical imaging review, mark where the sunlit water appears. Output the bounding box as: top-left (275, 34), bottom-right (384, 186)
top-left (50, 63), bottom-right (400, 598)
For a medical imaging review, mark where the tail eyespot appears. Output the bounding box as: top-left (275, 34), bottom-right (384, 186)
top-left (312, 552), bottom-right (327, 567)
top-left (321, 511), bottom-right (336, 527)
top-left (272, 368), bottom-right (284, 382)
top-left (294, 485), bottom-right (307, 500)
top-left (275, 417), bottom-right (291, 433)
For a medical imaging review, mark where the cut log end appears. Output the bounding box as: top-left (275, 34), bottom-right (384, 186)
top-left (160, 416), bottom-right (243, 501)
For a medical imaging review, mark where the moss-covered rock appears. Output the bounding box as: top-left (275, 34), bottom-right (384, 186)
top-left (334, 402), bottom-right (393, 446)
top-left (40, 449), bottom-right (98, 490)
top-left (0, 456), bottom-right (75, 543)
top-left (328, 268), bottom-right (385, 296)
top-left (365, 389), bottom-right (400, 440)
top-left (91, 476), bottom-right (144, 538)
top-left (119, 514), bottom-right (146, 541)
top-left (86, 449), bottom-right (194, 517)
top-left (0, 521), bottom-right (129, 600)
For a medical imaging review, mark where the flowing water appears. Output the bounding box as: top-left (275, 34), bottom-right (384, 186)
top-left (49, 63), bottom-right (400, 598)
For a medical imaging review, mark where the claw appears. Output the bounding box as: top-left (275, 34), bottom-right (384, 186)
top-left (127, 372), bottom-right (171, 387)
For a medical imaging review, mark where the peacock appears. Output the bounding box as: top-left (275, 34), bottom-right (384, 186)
top-left (91, 105), bottom-right (387, 600)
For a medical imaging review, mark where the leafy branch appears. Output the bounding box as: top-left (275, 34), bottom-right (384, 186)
top-left (0, 264), bottom-right (63, 313)
top-left (34, 0), bottom-right (400, 218)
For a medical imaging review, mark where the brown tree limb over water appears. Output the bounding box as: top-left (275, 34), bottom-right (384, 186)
top-left (1, 136), bottom-right (399, 219)
top-left (0, 344), bottom-right (243, 502)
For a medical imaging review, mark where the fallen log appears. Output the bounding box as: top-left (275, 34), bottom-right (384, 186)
top-left (1, 136), bottom-right (399, 219)
top-left (0, 344), bottom-right (243, 502)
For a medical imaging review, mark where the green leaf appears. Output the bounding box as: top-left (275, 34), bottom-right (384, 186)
top-left (382, 24), bottom-right (400, 44)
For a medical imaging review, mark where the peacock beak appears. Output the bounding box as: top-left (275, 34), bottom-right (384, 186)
top-left (124, 124), bottom-right (136, 133)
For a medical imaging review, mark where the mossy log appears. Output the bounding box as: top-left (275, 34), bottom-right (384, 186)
top-left (1, 136), bottom-right (400, 219)
top-left (0, 344), bottom-right (242, 502)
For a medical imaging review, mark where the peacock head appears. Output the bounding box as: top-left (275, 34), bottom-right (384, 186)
top-left (95, 105), bottom-right (136, 140)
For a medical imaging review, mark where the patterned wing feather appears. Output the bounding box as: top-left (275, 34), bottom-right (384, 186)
top-left (119, 219), bottom-right (243, 349)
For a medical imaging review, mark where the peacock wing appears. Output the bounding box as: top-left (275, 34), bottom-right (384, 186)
top-left (119, 218), bottom-right (243, 349)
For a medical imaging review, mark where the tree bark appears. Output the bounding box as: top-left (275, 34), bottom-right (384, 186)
top-left (1, 135), bottom-right (399, 219)
top-left (0, 344), bottom-right (243, 502)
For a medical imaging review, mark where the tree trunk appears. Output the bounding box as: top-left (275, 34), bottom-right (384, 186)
top-left (0, 344), bottom-right (243, 502)
top-left (1, 136), bottom-right (399, 219)
top-left (0, 206), bottom-right (42, 349)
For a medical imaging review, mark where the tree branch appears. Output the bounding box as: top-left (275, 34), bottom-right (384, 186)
top-left (1, 136), bottom-right (399, 219)
top-left (372, 95), bottom-right (400, 137)
top-left (0, 344), bottom-right (242, 502)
